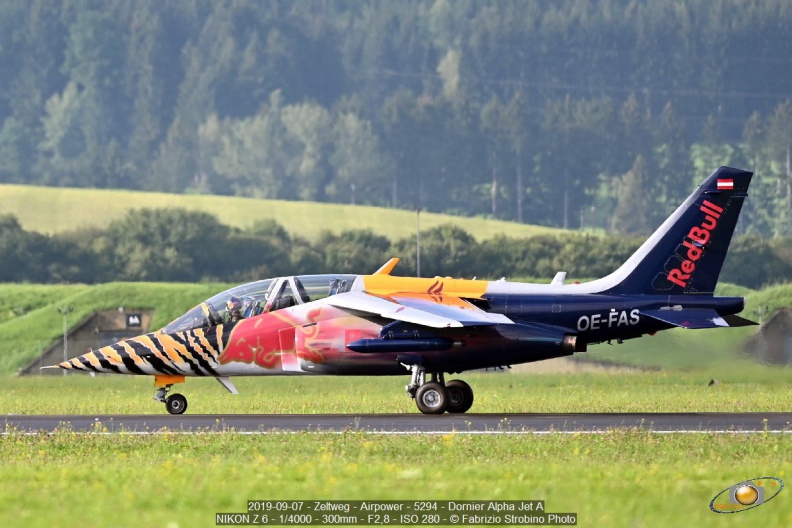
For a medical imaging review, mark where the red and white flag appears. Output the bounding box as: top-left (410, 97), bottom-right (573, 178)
top-left (717, 179), bottom-right (734, 190)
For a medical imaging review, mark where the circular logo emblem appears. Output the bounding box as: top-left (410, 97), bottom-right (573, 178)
top-left (710, 477), bottom-right (783, 513)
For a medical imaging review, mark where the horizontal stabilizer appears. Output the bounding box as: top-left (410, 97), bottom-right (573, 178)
top-left (720, 314), bottom-right (759, 327)
top-left (642, 308), bottom-right (757, 329)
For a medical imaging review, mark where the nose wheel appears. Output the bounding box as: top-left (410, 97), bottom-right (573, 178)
top-left (404, 365), bottom-right (474, 414)
top-left (153, 377), bottom-right (189, 415)
top-left (165, 393), bottom-right (188, 415)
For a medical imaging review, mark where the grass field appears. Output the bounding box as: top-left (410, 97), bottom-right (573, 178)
top-left (0, 183), bottom-right (564, 242)
top-left (1, 429), bottom-right (790, 528)
top-left (2, 372), bottom-right (792, 527)
top-left (4, 369), bottom-right (792, 415)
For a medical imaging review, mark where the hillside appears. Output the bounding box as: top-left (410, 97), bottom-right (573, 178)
top-left (0, 282), bottom-right (228, 374)
top-left (2, 280), bottom-right (790, 376)
top-left (0, 184), bottom-right (565, 242)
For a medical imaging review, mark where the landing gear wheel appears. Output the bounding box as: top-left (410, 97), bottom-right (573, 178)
top-left (446, 380), bottom-right (474, 414)
top-left (165, 393), bottom-right (188, 415)
top-left (415, 382), bottom-right (448, 414)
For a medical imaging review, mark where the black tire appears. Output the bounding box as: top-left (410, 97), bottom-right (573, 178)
top-left (446, 380), bottom-right (474, 413)
top-left (415, 382), bottom-right (448, 414)
top-left (165, 393), bottom-right (188, 415)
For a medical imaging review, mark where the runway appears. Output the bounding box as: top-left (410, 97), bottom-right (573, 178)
top-left (4, 412), bottom-right (792, 433)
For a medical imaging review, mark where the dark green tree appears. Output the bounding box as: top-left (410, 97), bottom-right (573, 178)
top-left (319, 229), bottom-right (392, 274)
top-left (105, 208), bottom-right (230, 281)
top-left (394, 224), bottom-right (478, 278)
top-left (610, 155), bottom-right (652, 235)
top-left (0, 214), bottom-right (52, 282)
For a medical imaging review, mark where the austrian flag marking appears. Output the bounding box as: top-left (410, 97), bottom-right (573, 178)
top-left (717, 179), bottom-right (734, 190)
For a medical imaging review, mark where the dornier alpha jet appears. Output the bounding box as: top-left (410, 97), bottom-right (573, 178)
top-left (49, 167), bottom-right (756, 414)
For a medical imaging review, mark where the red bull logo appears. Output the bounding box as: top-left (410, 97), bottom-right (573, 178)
top-left (427, 281), bottom-right (444, 295)
top-left (666, 200), bottom-right (723, 288)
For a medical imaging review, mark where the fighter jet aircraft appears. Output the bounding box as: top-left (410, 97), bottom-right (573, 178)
top-left (49, 167), bottom-right (756, 414)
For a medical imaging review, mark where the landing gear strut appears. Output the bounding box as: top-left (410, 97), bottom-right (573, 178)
top-left (151, 376), bottom-right (237, 415)
top-left (153, 375), bottom-right (188, 415)
top-left (153, 384), bottom-right (189, 415)
top-left (403, 364), bottom-right (474, 414)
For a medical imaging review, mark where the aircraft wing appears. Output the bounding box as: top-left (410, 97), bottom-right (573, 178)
top-left (390, 293), bottom-right (513, 325)
top-left (641, 308), bottom-right (757, 329)
top-left (326, 291), bottom-right (513, 328)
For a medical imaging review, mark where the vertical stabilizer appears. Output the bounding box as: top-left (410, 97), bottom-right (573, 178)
top-left (592, 166), bottom-right (752, 295)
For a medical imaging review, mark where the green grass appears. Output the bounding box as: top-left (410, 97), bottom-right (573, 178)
top-left (584, 326), bottom-right (759, 370)
top-left (1, 429), bottom-right (790, 528)
top-left (0, 183), bottom-right (564, 242)
top-left (0, 284), bottom-right (88, 326)
top-left (714, 282), bottom-right (757, 298)
top-left (742, 282), bottom-right (792, 320)
top-left (3, 370), bottom-right (792, 415)
top-left (3, 349), bottom-right (792, 528)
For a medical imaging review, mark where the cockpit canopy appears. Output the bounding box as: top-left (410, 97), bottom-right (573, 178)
top-left (162, 274), bottom-right (357, 334)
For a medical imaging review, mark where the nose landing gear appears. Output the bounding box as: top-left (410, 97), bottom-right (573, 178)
top-left (153, 375), bottom-right (188, 415)
top-left (404, 365), bottom-right (474, 414)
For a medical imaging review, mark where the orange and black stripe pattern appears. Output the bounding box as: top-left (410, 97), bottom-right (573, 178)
top-left (54, 324), bottom-right (229, 376)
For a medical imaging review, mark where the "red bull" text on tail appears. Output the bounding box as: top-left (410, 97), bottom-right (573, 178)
top-left (666, 200), bottom-right (724, 288)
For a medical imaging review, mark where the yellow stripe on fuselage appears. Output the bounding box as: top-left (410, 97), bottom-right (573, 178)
top-left (139, 334), bottom-right (179, 365)
top-left (83, 351), bottom-right (103, 370)
top-left (119, 340), bottom-right (144, 365)
top-left (361, 275), bottom-right (489, 299)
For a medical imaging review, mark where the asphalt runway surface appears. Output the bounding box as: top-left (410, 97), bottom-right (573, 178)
top-left (4, 412), bottom-right (792, 433)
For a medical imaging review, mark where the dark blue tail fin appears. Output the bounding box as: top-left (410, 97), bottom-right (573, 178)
top-left (593, 166), bottom-right (752, 295)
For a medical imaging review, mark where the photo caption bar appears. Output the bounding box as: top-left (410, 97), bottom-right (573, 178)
top-left (216, 501), bottom-right (577, 525)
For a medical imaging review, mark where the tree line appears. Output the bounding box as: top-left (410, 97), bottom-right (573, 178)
top-left (0, 1), bottom-right (792, 236)
top-left (0, 209), bottom-right (789, 290)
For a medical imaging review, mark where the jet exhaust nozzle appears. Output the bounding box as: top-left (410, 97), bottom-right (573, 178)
top-left (563, 335), bottom-right (587, 353)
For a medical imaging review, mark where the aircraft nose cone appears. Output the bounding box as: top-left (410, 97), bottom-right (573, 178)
top-left (47, 344), bottom-right (127, 374)
top-left (48, 333), bottom-right (188, 375)
top-left (47, 348), bottom-right (103, 373)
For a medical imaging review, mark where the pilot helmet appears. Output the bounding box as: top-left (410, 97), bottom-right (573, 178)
top-left (226, 296), bottom-right (242, 313)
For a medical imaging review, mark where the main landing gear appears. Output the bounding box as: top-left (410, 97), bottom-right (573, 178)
top-left (404, 364), bottom-right (474, 414)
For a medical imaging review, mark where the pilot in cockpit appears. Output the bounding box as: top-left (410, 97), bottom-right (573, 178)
top-left (226, 296), bottom-right (244, 324)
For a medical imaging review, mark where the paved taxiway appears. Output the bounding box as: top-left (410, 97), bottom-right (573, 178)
top-left (4, 413), bottom-right (792, 433)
